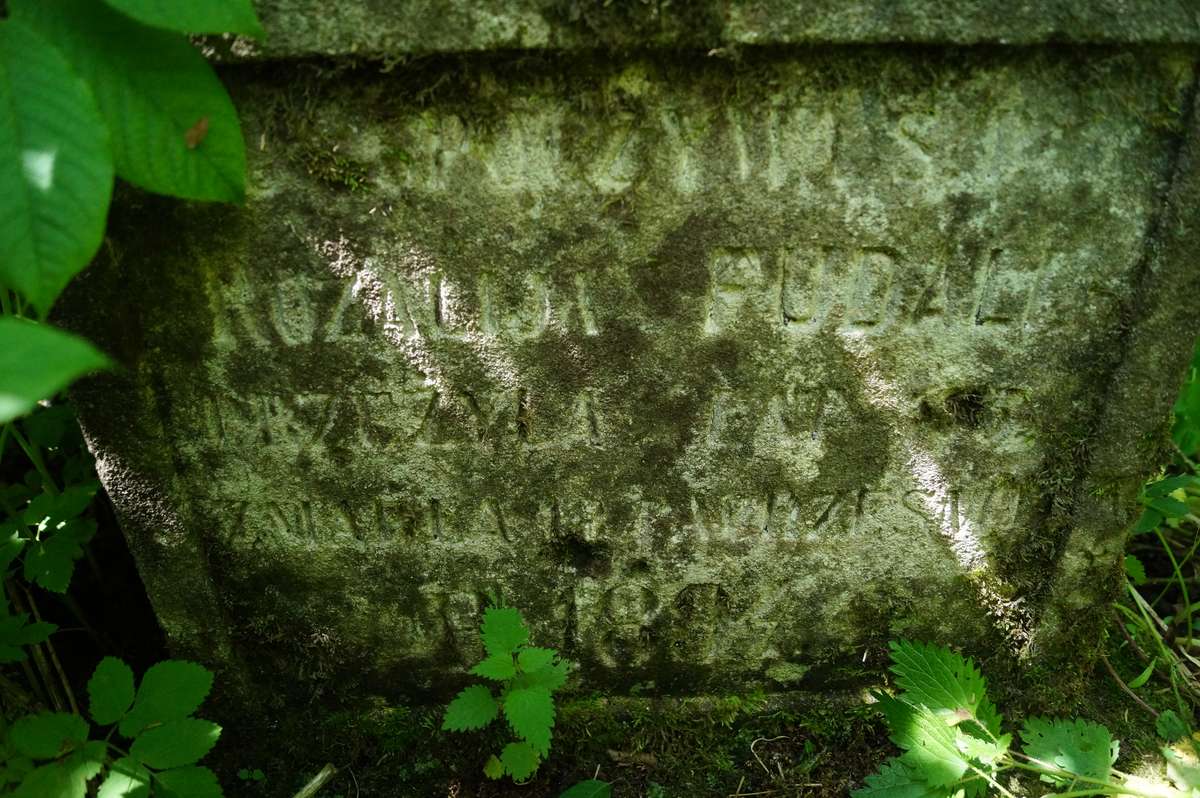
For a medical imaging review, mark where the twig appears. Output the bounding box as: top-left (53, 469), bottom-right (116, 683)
top-left (8, 580), bottom-right (65, 712)
top-left (21, 583), bottom-right (78, 715)
top-left (750, 736), bottom-right (790, 777)
top-left (1100, 652), bottom-right (1160, 718)
top-left (1113, 609), bottom-right (1152, 662)
top-left (291, 763), bottom-right (337, 798)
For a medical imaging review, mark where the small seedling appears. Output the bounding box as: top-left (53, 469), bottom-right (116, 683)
top-left (442, 603), bottom-right (570, 782)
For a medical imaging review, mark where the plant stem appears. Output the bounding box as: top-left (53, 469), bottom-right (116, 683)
top-left (1155, 527), bottom-right (1194, 637)
top-left (10, 424), bottom-right (58, 496)
top-left (1006, 757), bottom-right (1159, 798)
top-left (21, 582), bottom-right (79, 715)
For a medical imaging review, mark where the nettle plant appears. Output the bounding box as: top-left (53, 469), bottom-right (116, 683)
top-left (442, 604), bottom-right (571, 782)
top-left (856, 641), bottom-right (1200, 798)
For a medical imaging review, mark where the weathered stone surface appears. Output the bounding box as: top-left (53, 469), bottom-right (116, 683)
top-left (65, 41), bottom-right (1200, 703)
top-left (221, 0), bottom-right (1200, 59)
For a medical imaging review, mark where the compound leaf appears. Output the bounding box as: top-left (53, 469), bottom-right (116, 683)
top-left (500, 741), bottom-right (540, 782)
top-left (559, 779), bottom-right (613, 798)
top-left (852, 758), bottom-right (956, 798)
top-left (470, 654), bottom-right (516, 682)
top-left (0, 319), bottom-right (109, 424)
top-left (0, 20), bottom-right (113, 316)
top-left (10, 712), bottom-right (89, 760)
top-left (11, 0), bottom-right (245, 203)
top-left (97, 757), bottom-right (150, 798)
top-left (154, 765), bottom-right (222, 798)
top-left (100, 0), bottom-right (264, 38)
top-left (129, 719), bottom-right (219, 769)
top-left (503, 686), bottom-right (554, 757)
top-left (1020, 717), bottom-right (1118, 786)
top-left (23, 518), bottom-right (97, 592)
top-left (481, 607), bottom-right (528, 657)
top-left (896, 704), bottom-right (970, 788)
top-left (89, 656), bottom-right (135, 726)
top-left (442, 685), bottom-right (498, 732)
top-left (118, 660), bottom-right (213, 738)
top-left (13, 758), bottom-right (92, 798)
top-left (888, 640), bottom-right (1002, 735)
top-left (518, 647), bottom-right (556, 674)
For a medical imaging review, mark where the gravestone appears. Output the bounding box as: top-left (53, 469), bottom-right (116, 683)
top-left (64, 2), bottom-right (1200, 704)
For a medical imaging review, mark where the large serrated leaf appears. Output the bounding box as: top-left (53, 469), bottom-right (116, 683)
top-left (88, 656), bottom-right (135, 726)
top-left (481, 607), bottom-right (528, 657)
top-left (503, 686), bottom-right (555, 757)
top-left (852, 758), bottom-right (956, 798)
top-left (100, 0), bottom-right (264, 38)
top-left (11, 0), bottom-right (245, 203)
top-left (896, 704), bottom-right (970, 788)
top-left (442, 685), bottom-right (498, 732)
top-left (888, 640), bottom-right (1002, 735)
top-left (0, 21), bottom-right (113, 317)
top-left (471, 654), bottom-right (516, 681)
top-left (0, 319), bottom-right (109, 424)
top-left (1020, 717), bottom-right (1118, 786)
top-left (129, 718), bottom-right (219, 769)
top-left (118, 660), bottom-right (213, 738)
top-left (500, 741), bottom-right (540, 782)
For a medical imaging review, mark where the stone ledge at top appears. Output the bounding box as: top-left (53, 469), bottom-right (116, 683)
top-left (227, 0), bottom-right (1200, 59)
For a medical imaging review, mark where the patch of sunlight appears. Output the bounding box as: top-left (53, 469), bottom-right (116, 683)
top-left (22, 148), bottom-right (56, 191)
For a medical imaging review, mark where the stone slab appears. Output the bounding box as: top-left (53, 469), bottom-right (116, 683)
top-left (65, 46), bottom-right (1200, 701)
top-left (218, 0), bottom-right (1200, 59)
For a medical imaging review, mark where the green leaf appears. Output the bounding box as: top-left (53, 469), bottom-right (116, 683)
top-left (483, 755), bottom-right (504, 780)
top-left (129, 719), bottom-right (219, 769)
top-left (1132, 508), bottom-right (1163, 534)
top-left (512, 659), bottom-right (569, 693)
top-left (1019, 717), bottom-right (1118, 786)
top-left (0, 20), bottom-right (113, 316)
top-left (97, 757), bottom-right (150, 798)
top-left (13, 758), bottom-right (93, 798)
top-left (500, 741), bottom-right (540, 782)
top-left (24, 484), bottom-right (98, 528)
top-left (11, 0), bottom-right (246, 203)
top-left (118, 660), bottom-right (213, 738)
top-left (955, 729), bottom-right (1009, 766)
top-left (0, 319), bottom-right (109, 424)
top-left (1124, 554), bottom-right (1148, 586)
top-left (10, 711), bottom-right (88, 759)
top-left (1145, 476), bottom-right (1199, 498)
top-left (481, 606), bottom-right (528, 658)
top-left (895, 704), bottom-right (970, 788)
top-left (0, 612), bottom-right (56, 662)
top-left (887, 640), bottom-right (1002, 736)
top-left (1148, 496), bottom-right (1190, 519)
top-left (559, 779), bottom-right (613, 798)
top-left (99, 0), bottom-right (264, 38)
top-left (23, 518), bottom-right (96, 592)
top-left (154, 766), bottom-right (223, 798)
top-left (518, 647), bottom-right (557, 674)
top-left (442, 685), bottom-right (498, 732)
top-left (503, 686), bottom-right (555, 757)
top-left (470, 654), bottom-right (516, 681)
top-left (1156, 710), bottom-right (1189, 743)
top-left (1127, 659), bottom-right (1155, 690)
top-left (89, 657), bottom-right (135, 726)
top-left (852, 759), bottom-right (956, 798)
